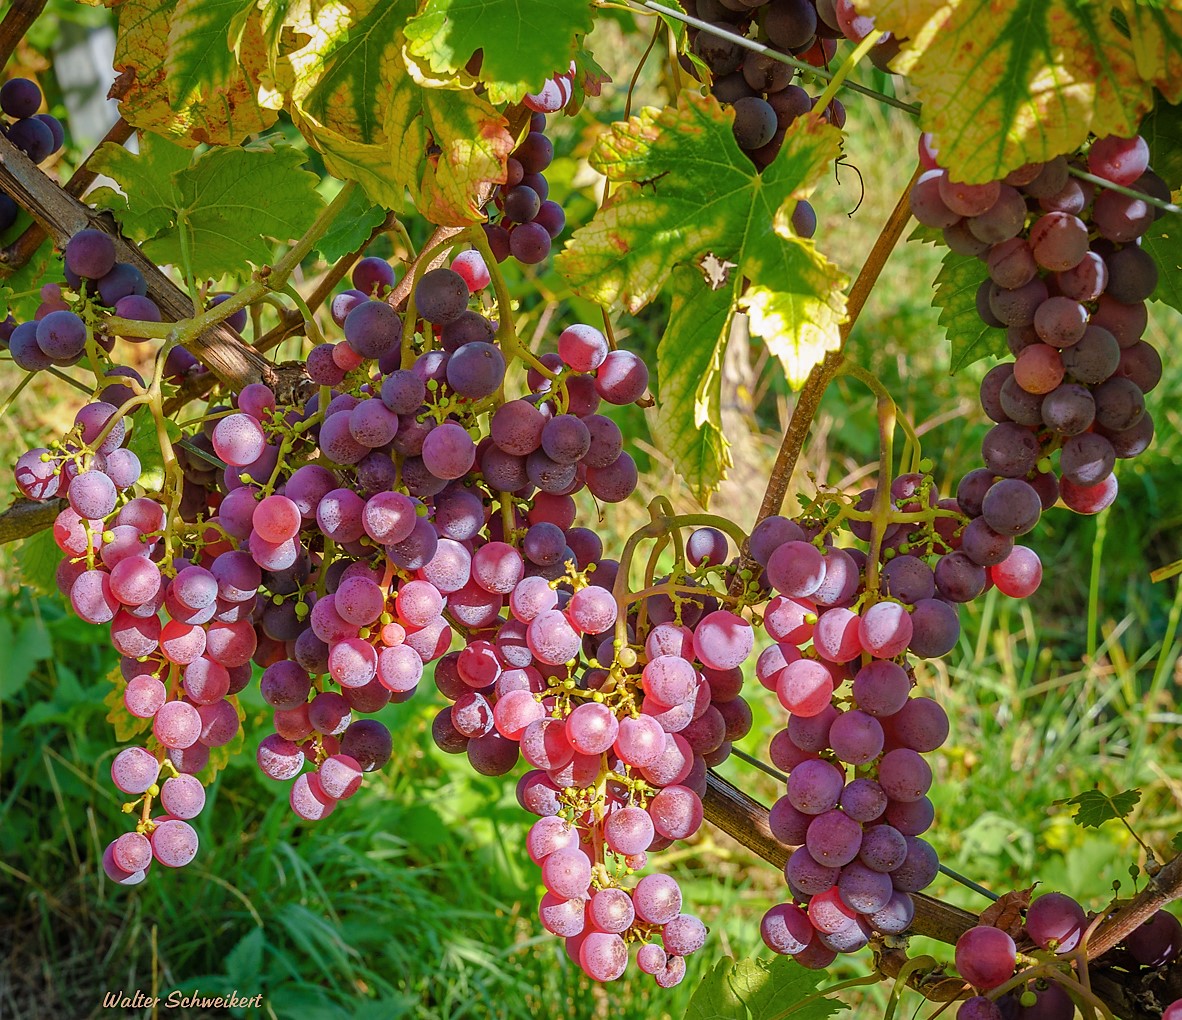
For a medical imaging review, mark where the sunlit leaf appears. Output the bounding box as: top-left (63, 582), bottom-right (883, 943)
top-left (113, 0), bottom-right (275, 146)
top-left (685, 954), bottom-right (847, 1020)
top-left (404, 0), bottom-right (595, 104)
top-left (855, 0), bottom-right (1182, 183)
top-left (559, 92), bottom-right (846, 498)
top-left (1055, 787), bottom-right (1142, 828)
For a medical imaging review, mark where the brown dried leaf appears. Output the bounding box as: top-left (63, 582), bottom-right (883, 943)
top-left (980, 885), bottom-right (1036, 937)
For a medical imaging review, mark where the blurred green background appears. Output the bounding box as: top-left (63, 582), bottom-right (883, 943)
top-left (2, 5), bottom-right (1181, 1019)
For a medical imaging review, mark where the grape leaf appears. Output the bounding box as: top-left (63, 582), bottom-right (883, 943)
top-left (403, 0), bottom-right (595, 105)
top-left (113, 0), bottom-right (274, 146)
top-left (1139, 97), bottom-right (1182, 190)
top-left (274, 0), bottom-right (514, 222)
top-left (934, 249), bottom-right (1007, 372)
top-left (558, 92), bottom-right (846, 497)
top-left (312, 186), bottom-right (387, 263)
top-left (684, 954), bottom-right (846, 1020)
top-left (652, 266), bottom-right (734, 506)
top-left (12, 528), bottom-right (62, 597)
top-left (1142, 212), bottom-right (1182, 315)
top-left (1055, 788), bottom-right (1141, 828)
top-left (96, 142), bottom-right (325, 281)
top-left (127, 405), bottom-right (181, 492)
top-left (88, 133), bottom-right (194, 242)
top-left (856, 0), bottom-right (1182, 183)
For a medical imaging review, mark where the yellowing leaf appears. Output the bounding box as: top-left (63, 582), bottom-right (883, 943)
top-left (559, 92), bottom-right (847, 499)
top-left (653, 267), bottom-right (735, 506)
top-left (404, 0), bottom-right (595, 104)
top-left (279, 0), bottom-right (513, 221)
top-left (856, 0), bottom-right (1182, 182)
top-left (113, 0), bottom-right (274, 146)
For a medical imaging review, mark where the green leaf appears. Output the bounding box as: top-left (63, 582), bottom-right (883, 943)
top-left (1139, 96), bottom-right (1182, 189)
top-left (933, 249), bottom-right (1007, 372)
top-left (13, 528), bottom-right (62, 597)
top-left (404, 0), bottom-right (595, 104)
top-left (313, 186), bottom-right (387, 263)
top-left (143, 145), bottom-right (325, 280)
top-left (104, 665), bottom-right (152, 742)
top-left (1171, 832), bottom-right (1182, 855)
top-left (279, 0), bottom-right (514, 222)
top-left (684, 954), bottom-right (847, 1020)
top-left (0, 239), bottom-right (65, 322)
top-left (113, 0), bottom-right (275, 146)
top-left (1055, 788), bottom-right (1142, 828)
top-left (653, 267), bottom-right (734, 507)
top-left (559, 92), bottom-right (847, 496)
top-left (0, 614), bottom-right (53, 699)
top-left (1142, 215), bottom-right (1182, 315)
top-left (224, 927), bottom-right (265, 991)
top-left (858, 0), bottom-right (1182, 183)
top-left (88, 134), bottom-right (194, 242)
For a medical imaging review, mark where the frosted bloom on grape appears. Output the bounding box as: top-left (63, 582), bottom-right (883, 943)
top-left (212, 413), bottom-right (266, 467)
top-left (150, 818), bottom-right (199, 867)
top-left (111, 746), bottom-right (160, 794)
top-left (692, 610), bottom-right (753, 670)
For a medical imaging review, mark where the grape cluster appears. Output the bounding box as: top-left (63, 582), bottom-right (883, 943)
top-left (953, 900), bottom-right (1181, 1018)
top-left (682, 0), bottom-right (901, 232)
top-left (14, 400), bottom-right (221, 882)
top-left (0, 76), bottom-right (63, 176)
top-left (481, 110), bottom-right (565, 266)
top-left (911, 133), bottom-right (1165, 521)
top-left (3, 229), bottom-right (160, 373)
top-left (745, 490), bottom-right (956, 963)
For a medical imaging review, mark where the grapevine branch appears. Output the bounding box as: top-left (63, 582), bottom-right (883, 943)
top-left (0, 131), bottom-right (273, 389)
top-left (0, 0), bottom-right (46, 69)
top-left (753, 161), bottom-right (923, 523)
top-left (0, 117), bottom-right (135, 272)
top-left (702, 771), bottom-right (979, 945)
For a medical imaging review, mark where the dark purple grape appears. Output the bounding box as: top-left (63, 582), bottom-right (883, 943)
top-left (415, 268), bottom-right (469, 324)
top-left (732, 96), bottom-right (777, 150)
top-left (65, 229), bottom-right (117, 280)
top-left (0, 77), bottom-right (42, 118)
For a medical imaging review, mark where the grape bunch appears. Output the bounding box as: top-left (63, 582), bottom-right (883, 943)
top-left (3, 228), bottom-right (160, 373)
top-left (15, 400), bottom-right (223, 883)
top-left (953, 900), bottom-right (1181, 1018)
top-left (682, 0), bottom-right (904, 235)
top-left (482, 110), bottom-right (566, 266)
top-left (0, 76), bottom-right (63, 175)
top-left (911, 133), bottom-right (1165, 520)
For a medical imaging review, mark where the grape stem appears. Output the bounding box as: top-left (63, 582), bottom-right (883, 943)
top-left (809, 29), bottom-right (884, 119)
top-left (747, 162), bottom-right (923, 532)
top-left (466, 225), bottom-right (560, 382)
top-left (1066, 165), bottom-right (1182, 218)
